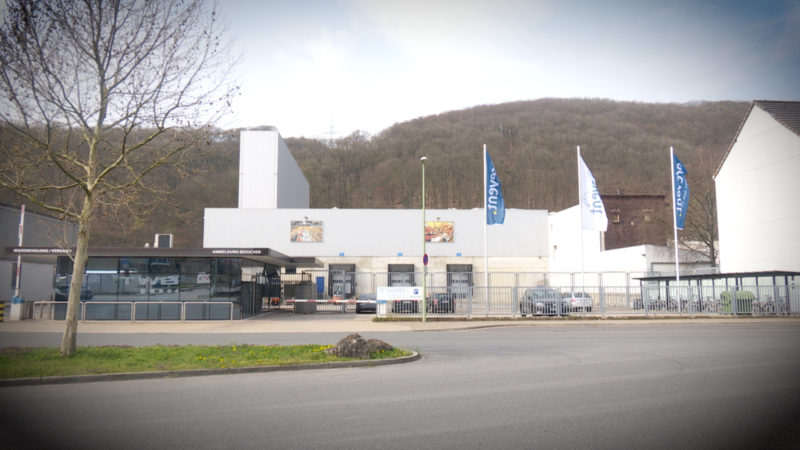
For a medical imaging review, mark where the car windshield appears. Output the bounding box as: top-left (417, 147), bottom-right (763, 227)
top-left (529, 289), bottom-right (559, 298)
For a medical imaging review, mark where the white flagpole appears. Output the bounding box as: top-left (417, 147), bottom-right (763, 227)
top-left (14, 204), bottom-right (25, 299)
top-left (577, 146), bottom-right (585, 307)
top-left (483, 144), bottom-right (489, 314)
top-left (670, 146), bottom-right (682, 312)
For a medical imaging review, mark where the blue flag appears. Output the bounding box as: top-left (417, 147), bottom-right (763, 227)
top-left (672, 153), bottom-right (689, 230)
top-left (486, 151), bottom-right (505, 225)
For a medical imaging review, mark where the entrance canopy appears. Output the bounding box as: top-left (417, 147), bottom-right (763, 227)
top-left (6, 247), bottom-right (321, 270)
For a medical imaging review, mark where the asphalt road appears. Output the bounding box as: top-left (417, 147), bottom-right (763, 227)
top-left (1, 322), bottom-right (799, 449)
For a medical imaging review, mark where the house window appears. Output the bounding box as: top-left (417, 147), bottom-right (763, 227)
top-left (643, 210), bottom-right (652, 222)
top-left (611, 212), bottom-right (621, 223)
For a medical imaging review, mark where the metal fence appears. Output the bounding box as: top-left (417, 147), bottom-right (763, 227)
top-left (32, 271), bottom-right (796, 321)
top-left (32, 301), bottom-right (237, 322)
top-left (285, 271), bottom-right (799, 318)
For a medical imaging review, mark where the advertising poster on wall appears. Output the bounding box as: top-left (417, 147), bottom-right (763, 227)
top-left (425, 221), bottom-right (454, 243)
top-left (290, 220), bottom-right (323, 242)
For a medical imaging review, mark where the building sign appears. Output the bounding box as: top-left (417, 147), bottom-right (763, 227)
top-left (377, 286), bottom-right (423, 301)
top-left (210, 249), bottom-right (264, 255)
top-left (291, 220), bottom-right (323, 242)
top-left (10, 247), bottom-right (72, 255)
top-left (425, 221), bottom-right (454, 243)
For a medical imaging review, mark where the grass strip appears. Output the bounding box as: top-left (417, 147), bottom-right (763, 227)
top-left (0, 344), bottom-right (411, 379)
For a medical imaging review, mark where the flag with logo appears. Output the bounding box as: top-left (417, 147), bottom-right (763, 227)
top-left (578, 154), bottom-right (608, 232)
top-left (485, 151), bottom-right (505, 225)
top-left (672, 152), bottom-right (689, 230)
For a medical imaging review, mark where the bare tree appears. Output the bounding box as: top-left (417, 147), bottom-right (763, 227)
top-left (680, 149), bottom-right (721, 266)
top-left (0, 0), bottom-right (237, 355)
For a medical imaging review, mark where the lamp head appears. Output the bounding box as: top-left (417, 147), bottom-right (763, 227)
top-left (420, 156), bottom-right (427, 162)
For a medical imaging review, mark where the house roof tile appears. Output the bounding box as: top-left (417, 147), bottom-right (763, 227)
top-left (753, 100), bottom-right (800, 137)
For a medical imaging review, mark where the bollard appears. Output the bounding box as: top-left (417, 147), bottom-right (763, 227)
top-left (9, 296), bottom-right (25, 321)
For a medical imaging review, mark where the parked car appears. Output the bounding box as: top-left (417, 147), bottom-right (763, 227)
top-left (427, 293), bottom-right (456, 313)
top-left (391, 299), bottom-right (419, 314)
top-left (53, 285), bottom-right (93, 301)
top-left (355, 293), bottom-right (377, 314)
top-left (561, 291), bottom-right (593, 312)
top-left (520, 287), bottom-right (564, 316)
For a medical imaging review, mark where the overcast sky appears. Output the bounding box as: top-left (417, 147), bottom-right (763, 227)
top-left (220, 0), bottom-right (800, 139)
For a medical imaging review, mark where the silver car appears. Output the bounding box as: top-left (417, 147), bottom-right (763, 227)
top-left (562, 291), bottom-right (593, 312)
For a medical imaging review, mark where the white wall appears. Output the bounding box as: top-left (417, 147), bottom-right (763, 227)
top-left (275, 134), bottom-right (310, 208)
top-left (312, 255), bottom-right (549, 275)
top-left (0, 260), bottom-right (55, 302)
top-left (238, 129), bottom-right (309, 209)
top-left (715, 105), bottom-right (800, 272)
top-left (547, 205), bottom-right (706, 276)
top-left (548, 205), bottom-right (604, 273)
top-left (204, 207), bottom-right (549, 258)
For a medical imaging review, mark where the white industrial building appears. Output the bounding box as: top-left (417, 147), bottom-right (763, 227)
top-left (238, 127), bottom-right (309, 209)
top-left (205, 129), bottom-right (550, 297)
top-left (206, 129), bottom-right (704, 284)
top-left (715, 100), bottom-right (800, 273)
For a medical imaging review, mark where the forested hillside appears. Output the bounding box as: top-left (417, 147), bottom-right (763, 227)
top-left (290, 99), bottom-right (748, 213)
top-left (3, 98), bottom-right (750, 248)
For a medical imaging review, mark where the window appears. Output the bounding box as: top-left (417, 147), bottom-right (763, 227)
top-left (388, 264), bottom-right (416, 286)
top-left (329, 264), bottom-right (356, 298)
top-left (611, 211), bottom-right (621, 223)
top-left (643, 210), bottom-right (652, 222)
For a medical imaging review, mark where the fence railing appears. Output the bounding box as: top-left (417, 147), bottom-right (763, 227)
top-left (371, 283), bottom-right (799, 318)
top-left (281, 269), bottom-right (798, 318)
top-left (32, 301), bottom-right (236, 322)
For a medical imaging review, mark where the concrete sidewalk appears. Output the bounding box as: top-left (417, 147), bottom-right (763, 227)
top-left (2, 310), bottom-right (798, 334)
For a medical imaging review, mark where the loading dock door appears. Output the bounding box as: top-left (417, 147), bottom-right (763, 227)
top-left (328, 264), bottom-right (355, 298)
top-left (447, 264), bottom-right (473, 299)
top-left (388, 264), bottom-right (416, 287)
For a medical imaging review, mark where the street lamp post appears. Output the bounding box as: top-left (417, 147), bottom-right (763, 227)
top-left (420, 156), bottom-right (427, 323)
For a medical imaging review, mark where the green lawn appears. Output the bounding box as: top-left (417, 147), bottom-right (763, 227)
top-left (0, 344), bottom-right (411, 379)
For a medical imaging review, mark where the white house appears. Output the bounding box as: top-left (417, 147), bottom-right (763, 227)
top-left (714, 101), bottom-right (800, 273)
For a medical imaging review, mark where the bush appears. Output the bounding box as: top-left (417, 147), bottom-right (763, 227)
top-left (720, 290), bottom-right (755, 314)
top-left (720, 290), bottom-right (755, 302)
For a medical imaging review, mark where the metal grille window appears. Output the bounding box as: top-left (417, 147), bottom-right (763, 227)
top-left (388, 264), bottom-right (416, 286)
top-left (447, 264), bottom-right (473, 298)
top-left (329, 264), bottom-right (355, 297)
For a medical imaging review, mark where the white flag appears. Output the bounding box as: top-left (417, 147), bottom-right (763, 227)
top-left (578, 154), bottom-right (608, 232)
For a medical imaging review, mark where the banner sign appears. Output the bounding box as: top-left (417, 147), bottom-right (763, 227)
top-left (290, 220), bottom-right (323, 242)
top-left (485, 151), bottom-right (506, 225)
top-left (425, 221), bottom-right (454, 242)
top-left (672, 153), bottom-right (690, 230)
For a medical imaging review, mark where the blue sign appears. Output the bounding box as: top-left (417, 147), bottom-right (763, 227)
top-left (486, 151), bottom-right (505, 225)
top-left (673, 153), bottom-right (690, 230)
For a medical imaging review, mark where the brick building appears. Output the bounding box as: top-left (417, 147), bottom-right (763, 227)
top-left (601, 194), bottom-right (671, 250)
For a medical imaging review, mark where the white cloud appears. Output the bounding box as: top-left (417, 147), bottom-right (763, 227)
top-left (220, 0), bottom-right (800, 137)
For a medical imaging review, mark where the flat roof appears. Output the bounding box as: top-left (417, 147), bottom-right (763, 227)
top-left (636, 271), bottom-right (800, 282)
top-left (5, 247), bottom-right (321, 269)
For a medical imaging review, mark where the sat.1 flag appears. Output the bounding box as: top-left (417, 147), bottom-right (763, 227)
top-left (485, 151), bottom-right (505, 225)
top-left (578, 153), bottom-right (608, 232)
top-left (672, 152), bottom-right (689, 230)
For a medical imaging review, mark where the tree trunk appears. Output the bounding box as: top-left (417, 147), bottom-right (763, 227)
top-left (60, 195), bottom-right (93, 356)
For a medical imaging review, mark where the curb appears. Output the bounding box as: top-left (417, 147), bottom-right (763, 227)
top-left (0, 351), bottom-right (420, 387)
